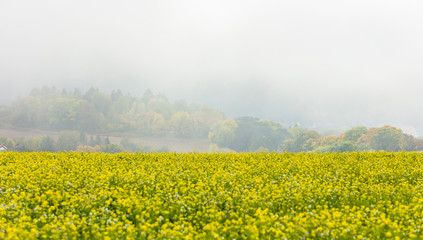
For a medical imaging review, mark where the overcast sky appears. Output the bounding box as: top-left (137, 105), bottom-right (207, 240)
top-left (1, 0), bottom-right (422, 134)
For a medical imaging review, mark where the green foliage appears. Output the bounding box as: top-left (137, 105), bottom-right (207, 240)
top-left (110, 94), bottom-right (134, 115)
top-left (228, 117), bottom-right (291, 152)
top-left (371, 126), bottom-right (403, 152)
top-left (135, 112), bottom-right (168, 136)
top-left (191, 108), bottom-right (225, 138)
top-left (0, 134), bottom-right (153, 153)
top-left (39, 136), bottom-right (56, 152)
top-left (10, 137), bottom-right (31, 152)
top-left (147, 98), bottom-right (174, 120)
top-left (3, 87), bottom-right (226, 138)
top-left (3, 86), bottom-right (423, 153)
top-left (90, 91), bottom-right (111, 115)
top-left (174, 99), bottom-right (189, 112)
top-left (141, 89), bottom-right (154, 103)
top-left (342, 126), bottom-right (368, 142)
top-left (100, 144), bottom-right (123, 153)
top-left (283, 127), bottom-right (320, 152)
top-left (210, 117), bottom-right (292, 152)
top-left (26, 136), bottom-right (43, 151)
top-left (314, 141), bottom-right (370, 153)
top-left (282, 125), bottom-right (423, 153)
top-left (169, 111), bottom-right (198, 138)
top-left (11, 96), bottom-right (41, 127)
top-left (47, 98), bottom-right (78, 130)
top-left (0, 137), bottom-right (15, 150)
top-left (74, 100), bottom-right (106, 131)
top-left (57, 131), bottom-right (80, 151)
top-left (399, 134), bottom-right (416, 151)
top-left (208, 119), bottom-right (238, 147)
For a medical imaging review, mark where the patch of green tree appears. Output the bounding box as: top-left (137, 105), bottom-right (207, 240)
top-left (209, 117), bottom-right (292, 152)
top-left (2, 86), bottom-right (423, 153)
top-left (0, 86), bottom-right (225, 138)
top-left (209, 124), bottom-right (423, 153)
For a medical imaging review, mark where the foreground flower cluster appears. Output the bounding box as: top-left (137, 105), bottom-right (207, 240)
top-left (1, 152), bottom-right (423, 239)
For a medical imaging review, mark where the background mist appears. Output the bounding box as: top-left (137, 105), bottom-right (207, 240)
top-left (1, 0), bottom-right (422, 134)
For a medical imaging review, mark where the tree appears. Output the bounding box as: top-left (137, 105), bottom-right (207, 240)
top-left (151, 114), bottom-right (168, 136)
top-left (358, 126), bottom-right (404, 152)
top-left (100, 144), bottom-right (123, 153)
top-left (314, 135), bottom-right (340, 148)
top-left (371, 126), bottom-right (402, 151)
top-left (11, 137), bottom-right (30, 152)
top-left (110, 94), bottom-right (134, 115)
top-left (111, 89), bottom-right (123, 101)
top-left (169, 111), bottom-right (198, 138)
top-left (357, 128), bottom-right (378, 145)
top-left (47, 98), bottom-right (78, 130)
top-left (27, 136), bottom-right (43, 151)
top-left (399, 134), bottom-right (416, 151)
top-left (342, 126), bottom-right (368, 142)
top-left (83, 87), bottom-right (98, 100)
top-left (74, 100), bottom-right (105, 131)
top-left (40, 136), bottom-right (56, 152)
top-left (314, 141), bottom-right (370, 153)
top-left (38, 85), bottom-right (61, 99)
top-left (174, 99), bottom-right (189, 112)
top-left (191, 107), bottom-right (225, 138)
top-left (229, 117), bottom-right (291, 152)
top-left (57, 131), bottom-right (80, 151)
top-left (230, 117), bottom-right (262, 152)
top-left (259, 120), bottom-right (292, 151)
top-left (141, 89), bottom-right (154, 103)
top-left (295, 127), bottom-right (320, 152)
top-left (11, 96), bottom-right (41, 127)
top-left (114, 100), bottom-right (147, 132)
top-left (415, 139), bottom-right (423, 151)
top-left (89, 91), bottom-right (111, 115)
top-left (208, 119), bottom-right (238, 148)
top-left (147, 98), bottom-right (174, 120)
top-left (283, 127), bottom-right (320, 152)
top-left (0, 137), bottom-right (15, 150)
top-left (136, 112), bottom-right (168, 136)
top-left (282, 139), bottom-right (297, 153)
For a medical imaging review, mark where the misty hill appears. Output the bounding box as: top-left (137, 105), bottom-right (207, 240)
top-left (0, 86), bottom-right (225, 138)
top-left (1, 86), bottom-right (423, 153)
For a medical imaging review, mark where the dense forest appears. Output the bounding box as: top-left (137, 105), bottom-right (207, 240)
top-left (0, 86), bottom-right (225, 138)
top-left (1, 86), bottom-right (422, 153)
top-left (209, 119), bottom-right (423, 152)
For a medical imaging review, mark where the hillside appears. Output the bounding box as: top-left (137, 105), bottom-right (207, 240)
top-left (2, 87), bottom-right (423, 153)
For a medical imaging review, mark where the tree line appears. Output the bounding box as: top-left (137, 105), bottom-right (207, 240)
top-left (209, 120), bottom-right (423, 152)
top-left (0, 133), bottom-right (168, 153)
top-left (1, 86), bottom-right (422, 153)
top-left (0, 86), bottom-right (225, 138)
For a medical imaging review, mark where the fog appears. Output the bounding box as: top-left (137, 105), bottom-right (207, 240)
top-left (1, 0), bottom-right (423, 134)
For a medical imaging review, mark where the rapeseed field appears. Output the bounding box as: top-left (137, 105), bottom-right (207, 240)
top-left (1, 152), bottom-right (423, 239)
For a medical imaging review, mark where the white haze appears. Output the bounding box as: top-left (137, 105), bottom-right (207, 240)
top-left (1, 0), bottom-right (422, 134)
